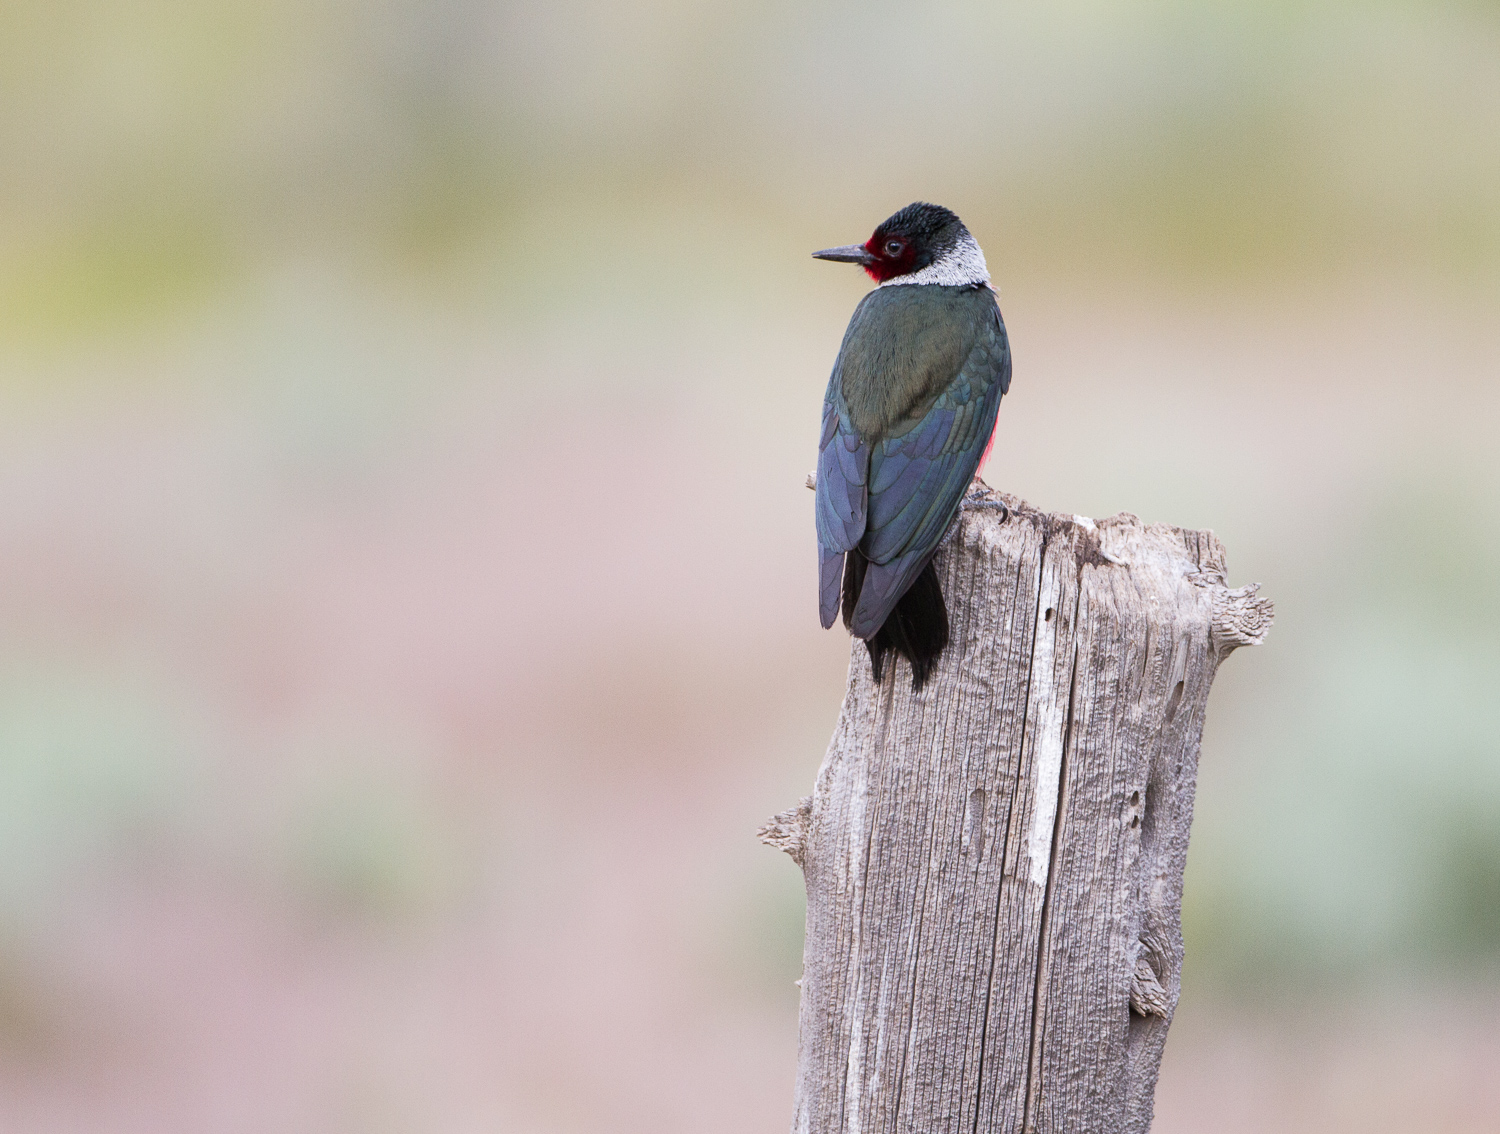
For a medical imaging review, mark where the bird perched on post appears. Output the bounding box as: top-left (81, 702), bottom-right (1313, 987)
top-left (812, 202), bottom-right (1011, 691)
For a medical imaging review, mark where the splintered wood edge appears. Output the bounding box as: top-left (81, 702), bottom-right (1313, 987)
top-left (1209, 583), bottom-right (1275, 657)
top-left (1129, 959), bottom-right (1172, 1019)
top-left (962, 477), bottom-right (1274, 658)
top-left (757, 796), bottom-right (813, 868)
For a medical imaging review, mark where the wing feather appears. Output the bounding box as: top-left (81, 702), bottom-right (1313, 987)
top-left (848, 311), bottom-right (1010, 638)
top-left (814, 388), bottom-right (870, 628)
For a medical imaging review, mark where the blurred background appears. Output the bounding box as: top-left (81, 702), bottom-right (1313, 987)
top-left (0, 0), bottom-right (1497, 1130)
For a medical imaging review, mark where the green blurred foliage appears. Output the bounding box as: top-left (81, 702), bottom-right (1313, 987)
top-left (1, 0), bottom-right (1497, 348)
top-left (283, 765), bottom-right (471, 923)
top-left (1185, 472), bottom-right (1500, 991)
top-left (0, 665), bottom-right (194, 919)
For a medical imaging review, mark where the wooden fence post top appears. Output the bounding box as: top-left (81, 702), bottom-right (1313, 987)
top-left (762, 477), bottom-right (1271, 1134)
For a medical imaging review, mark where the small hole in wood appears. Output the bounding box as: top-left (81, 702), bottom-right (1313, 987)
top-left (1129, 815), bottom-right (1139, 828)
top-left (1130, 790), bottom-right (1140, 805)
top-left (1044, 607), bottom-right (1055, 622)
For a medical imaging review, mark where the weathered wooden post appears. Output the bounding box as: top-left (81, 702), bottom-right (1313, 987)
top-left (759, 479), bottom-right (1272, 1134)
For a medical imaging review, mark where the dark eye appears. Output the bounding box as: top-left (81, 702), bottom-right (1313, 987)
top-left (884, 240), bottom-right (904, 257)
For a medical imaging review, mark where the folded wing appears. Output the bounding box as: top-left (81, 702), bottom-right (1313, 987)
top-left (848, 310), bottom-right (1010, 639)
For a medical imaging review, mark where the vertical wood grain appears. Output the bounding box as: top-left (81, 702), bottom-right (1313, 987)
top-left (763, 480), bottom-right (1272, 1134)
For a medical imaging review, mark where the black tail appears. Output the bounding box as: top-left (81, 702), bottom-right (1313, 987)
top-left (841, 552), bottom-right (949, 691)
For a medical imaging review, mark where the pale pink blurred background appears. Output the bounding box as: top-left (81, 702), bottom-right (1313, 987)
top-left (1, 2), bottom-right (1498, 1131)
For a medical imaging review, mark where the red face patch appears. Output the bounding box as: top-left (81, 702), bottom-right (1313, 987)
top-left (861, 231), bottom-right (919, 282)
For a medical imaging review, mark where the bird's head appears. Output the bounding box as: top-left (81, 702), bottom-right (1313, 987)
top-left (812, 202), bottom-right (989, 287)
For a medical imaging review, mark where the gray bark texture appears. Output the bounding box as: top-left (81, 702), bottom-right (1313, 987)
top-left (759, 478), bottom-right (1272, 1134)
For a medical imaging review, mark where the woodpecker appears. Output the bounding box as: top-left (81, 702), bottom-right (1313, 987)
top-left (812, 202), bottom-right (1011, 691)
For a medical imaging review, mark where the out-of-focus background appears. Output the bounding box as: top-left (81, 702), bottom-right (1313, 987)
top-left (1, 1), bottom-right (1497, 1130)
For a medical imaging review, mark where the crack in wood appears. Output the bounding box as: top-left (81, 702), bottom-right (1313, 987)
top-left (1022, 584), bottom-right (1083, 1134)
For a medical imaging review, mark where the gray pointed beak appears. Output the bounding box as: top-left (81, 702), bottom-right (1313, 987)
top-left (812, 243), bottom-right (874, 265)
